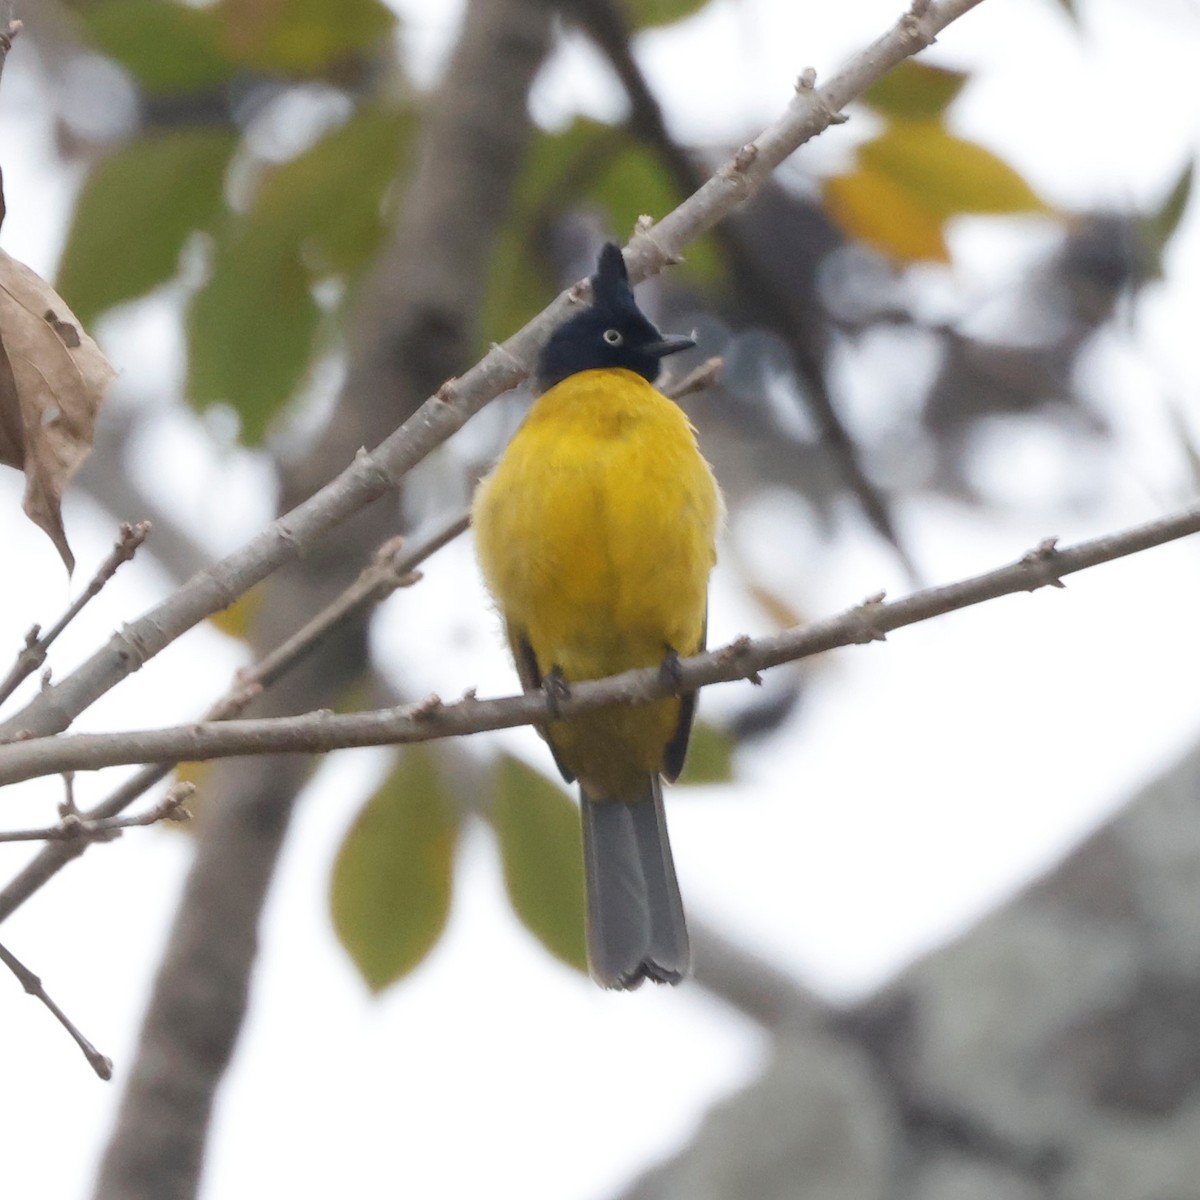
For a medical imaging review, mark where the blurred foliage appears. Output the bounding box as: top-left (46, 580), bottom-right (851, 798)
top-left (58, 130), bottom-right (237, 324)
top-left (187, 102), bottom-right (413, 441)
top-left (482, 117), bottom-right (720, 350)
top-left (488, 755), bottom-right (587, 973)
top-left (862, 60), bottom-right (967, 121)
top-left (215, 0), bottom-right (396, 77)
top-left (81, 0), bottom-right (396, 86)
top-left (60, 0), bottom-right (407, 443)
top-left (186, 227), bottom-right (323, 444)
top-left (621, 0), bottom-right (709, 30)
top-left (825, 65), bottom-right (1049, 263)
top-left (676, 720), bottom-right (735, 785)
top-left (824, 166), bottom-right (952, 262)
top-left (82, 0), bottom-right (235, 93)
top-left (1140, 159), bottom-right (1193, 278)
top-left (330, 747), bottom-right (460, 991)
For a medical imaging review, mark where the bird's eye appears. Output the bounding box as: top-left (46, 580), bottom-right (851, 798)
top-left (602, 328), bottom-right (624, 346)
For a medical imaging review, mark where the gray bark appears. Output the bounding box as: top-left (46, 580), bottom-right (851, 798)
top-left (89, 2), bottom-right (554, 1196)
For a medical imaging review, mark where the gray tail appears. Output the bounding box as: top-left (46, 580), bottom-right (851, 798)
top-left (580, 777), bottom-right (690, 989)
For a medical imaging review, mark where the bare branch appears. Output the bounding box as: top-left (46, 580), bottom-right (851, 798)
top-left (691, 919), bottom-right (827, 1029)
top-left (249, 517), bottom-right (464, 691)
top-left (0, 0), bottom-right (986, 748)
top-left (0, 18), bottom-right (21, 82)
top-left (0, 521), bottom-right (151, 708)
top-left (0, 937), bottom-right (112, 1080)
top-left (0, 782), bottom-right (191, 843)
top-left (0, 519), bottom-right (462, 922)
top-left (1, 501), bottom-right (1194, 786)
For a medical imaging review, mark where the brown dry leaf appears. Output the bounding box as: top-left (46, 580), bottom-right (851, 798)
top-left (0, 247), bottom-right (116, 571)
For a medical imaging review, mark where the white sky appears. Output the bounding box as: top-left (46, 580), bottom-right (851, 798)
top-left (3, 0), bottom-right (1200, 1197)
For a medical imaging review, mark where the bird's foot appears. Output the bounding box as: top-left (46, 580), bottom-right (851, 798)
top-left (658, 647), bottom-right (684, 692)
top-left (543, 666), bottom-right (571, 717)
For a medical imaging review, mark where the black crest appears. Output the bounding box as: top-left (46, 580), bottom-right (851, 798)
top-left (535, 243), bottom-right (695, 393)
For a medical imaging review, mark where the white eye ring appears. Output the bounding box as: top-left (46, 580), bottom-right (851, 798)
top-left (602, 328), bottom-right (623, 346)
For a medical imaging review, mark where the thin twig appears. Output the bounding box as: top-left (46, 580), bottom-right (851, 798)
top-left (0, 18), bottom-right (21, 77)
top-left (0, 522), bottom-right (152, 709)
top-left (0, 0), bottom-right (985, 750)
top-left (250, 515), bottom-right (465, 693)
top-left (0, 519), bottom-right (463, 923)
top-left (0, 938), bottom-right (112, 1080)
top-left (0, 783), bottom-right (192, 843)
top-left (661, 355), bottom-right (724, 401)
top-left (1, 502), bottom-right (1195, 786)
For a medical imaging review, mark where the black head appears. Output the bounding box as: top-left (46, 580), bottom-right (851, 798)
top-left (535, 243), bottom-right (695, 393)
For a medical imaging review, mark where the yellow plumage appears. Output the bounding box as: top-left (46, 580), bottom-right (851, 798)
top-left (472, 367), bottom-right (720, 800)
top-left (472, 241), bottom-right (720, 988)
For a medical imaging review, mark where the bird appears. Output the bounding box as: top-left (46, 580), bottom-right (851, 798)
top-left (472, 242), bottom-right (721, 989)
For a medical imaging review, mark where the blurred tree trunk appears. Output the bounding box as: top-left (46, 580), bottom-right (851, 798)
top-left (90, 3), bottom-right (554, 1197)
top-left (624, 739), bottom-right (1200, 1200)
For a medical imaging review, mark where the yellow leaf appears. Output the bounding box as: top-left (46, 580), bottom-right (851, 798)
top-left (823, 168), bottom-right (950, 263)
top-left (860, 121), bottom-right (1050, 218)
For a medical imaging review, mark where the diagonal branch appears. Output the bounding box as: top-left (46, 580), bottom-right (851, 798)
top-left (1, 502), bottom-right (1194, 786)
top-left (0, 517), bottom-right (466, 923)
top-left (0, 0), bottom-right (985, 748)
top-left (0, 937), bottom-right (112, 1080)
top-left (0, 18), bottom-right (20, 85)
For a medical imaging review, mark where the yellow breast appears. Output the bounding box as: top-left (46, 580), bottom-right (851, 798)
top-left (472, 367), bottom-right (720, 795)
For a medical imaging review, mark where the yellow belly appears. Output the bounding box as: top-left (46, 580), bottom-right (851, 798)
top-left (472, 368), bottom-right (720, 797)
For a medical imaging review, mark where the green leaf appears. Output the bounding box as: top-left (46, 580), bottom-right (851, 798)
top-left (185, 103), bottom-right (410, 443)
top-left (1140, 159), bottom-right (1193, 278)
top-left (82, 0), bottom-right (234, 94)
top-left (676, 721), bottom-right (734, 786)
top-left (863, 61), bottom-right (968, 121)
top-left (859, 121), bottom-right (1050, 219)
top-left (216, 0), bottom-right (397, 76)
top-left (57, 130), bottom-right (237, 324)
top-left (252, 102), bottom-right (412, 276)
top-left (488, 755), bottom-right (587, 973)
top-left (620, 0), bottom-right (710, 30)
top-left (330, 747), bottom-right (460, 992)
top-left (185, 223), bottom-right (321, 444)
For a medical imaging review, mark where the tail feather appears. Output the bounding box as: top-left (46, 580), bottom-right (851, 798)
top-left (581, 778), bottom-right (689, 989)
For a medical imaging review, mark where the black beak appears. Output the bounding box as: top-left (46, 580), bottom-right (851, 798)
top-left (644, 332), bottom-right (696, 359)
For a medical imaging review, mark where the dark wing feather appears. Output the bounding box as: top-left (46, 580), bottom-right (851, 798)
top-left (507, 621), bottom-right (576, 785)
top-left (662, 612), bottom-right (705, 783)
